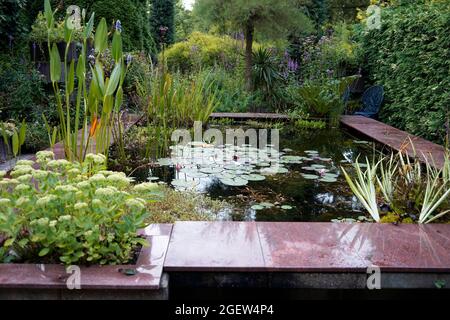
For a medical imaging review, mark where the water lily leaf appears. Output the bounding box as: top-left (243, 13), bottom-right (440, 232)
top-left (260, 202), bottom-right (274, 208)
top-left (319, 177), bottom-right (337, 183)
top-left (281, 205), bottom-right (293, 210)
top-left (302, 174), bottom-right (319, 180)
top-left (245, 174), bottom-right (266, 181)
top-left (251, 205), bottom-right (265, 210)
top-left (220, 177), bottom-right (248, 187)
top-left (171, 179), bottom-right (198, 189)
top-left (311, 164), bottom-right (326, 169)
top-left (200, 167), bottom-right (223, 174)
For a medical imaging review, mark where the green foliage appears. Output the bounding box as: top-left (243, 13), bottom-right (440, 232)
top-left (29, 12), bottom-right (84, 43)
top-left (0, 54), bottom-right (47, 120)
top-left (146, 187), bottom-right (228, 223)
top-left (297, 22), bottom-right (362, 80)
top-left (343, 149), bottom-right (450, 224)
top-left (0, 151), bottom-right (162, 264)
top-left (174, 0), bottom-right (194, 41)
top-left (200, 68), bottom-right (255, 113)
top-left (294, 119), bottom-right (327, 129)
top-left (194, 0), bottom-right (313, 38)
top-left (163, 32), bottom-right (242, 73)
top-left (45, 0), bottom-right (127, 162)
top-left (150, 0), bottom-right (175, 47)
top-left (299, 75), bottom-right (358, 125)
top-left (0, 0), bottom-right (29, 51)
top-left (360, 1), bottom-right (450, 143)
top-left (28, 0), bottom-right (154, 52)
top-left (252, 47), bottom-right (280, 96)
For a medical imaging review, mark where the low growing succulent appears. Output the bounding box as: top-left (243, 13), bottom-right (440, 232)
top-left (0, 151), bottom-right (162, 265)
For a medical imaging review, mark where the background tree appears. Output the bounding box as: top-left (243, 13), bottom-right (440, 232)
top-left (193, 0), bottom-right (312, 91)
top-left (150, 0), bottom-right (175, 48)
top-left (174, 0), bottom-right (193, 41)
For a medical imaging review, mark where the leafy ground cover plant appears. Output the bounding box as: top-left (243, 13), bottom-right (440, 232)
top-left (0, 150), bottom-right (162, 265)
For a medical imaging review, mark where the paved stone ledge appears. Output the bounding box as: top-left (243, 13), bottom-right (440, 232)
top-left (341, 115), bottom-right (447, 169)
top-left (164, 222), bottom-right (450, 273)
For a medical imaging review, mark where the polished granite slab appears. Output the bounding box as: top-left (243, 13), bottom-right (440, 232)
top-left (164, 222), bottom-right (450, 273)
top-left (341, 115), bottom-right (447, 169)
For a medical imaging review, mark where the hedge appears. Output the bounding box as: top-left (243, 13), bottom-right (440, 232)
top-left (361, 1), bottom-right (450, 144)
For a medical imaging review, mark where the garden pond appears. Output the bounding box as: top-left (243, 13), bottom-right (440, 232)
top-left (125, 124), bottom-right (378, 222)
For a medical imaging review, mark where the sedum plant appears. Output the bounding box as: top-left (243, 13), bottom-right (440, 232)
top-left (0, 151), bottom-right (162, 265)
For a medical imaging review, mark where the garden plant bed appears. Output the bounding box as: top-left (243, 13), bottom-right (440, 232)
top-left (0, 224), bottom-right (172, 300)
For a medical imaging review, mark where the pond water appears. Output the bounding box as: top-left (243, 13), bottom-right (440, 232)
top-left (131, 125), bottom-right (376, 222)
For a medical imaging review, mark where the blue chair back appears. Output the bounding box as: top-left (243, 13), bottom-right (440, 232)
top-left (362, 85), bottom-right (384, 113)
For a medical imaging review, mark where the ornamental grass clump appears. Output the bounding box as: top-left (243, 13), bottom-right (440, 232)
top-left (0, 151), bottom-right (162, 265)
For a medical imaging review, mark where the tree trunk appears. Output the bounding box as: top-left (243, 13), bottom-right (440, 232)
top-left (244, 20), bottom-right (254, 93)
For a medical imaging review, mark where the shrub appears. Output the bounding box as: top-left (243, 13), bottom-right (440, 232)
top-left (163, 32), bottom-right (242, 72)
top-left (198, 68), bottom-right (254, 113)
top-left (0, 54), bottom-right (47, 121)
top-left (0, 151), bottom-right (162, 265)
top-left (360, 1), bottom-right (450, 143)
top-left (27, 0), bottom-right (155, 52)
top-left (295, 22), bottom-right (362, 80)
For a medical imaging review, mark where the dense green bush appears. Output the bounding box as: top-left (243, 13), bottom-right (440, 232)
top-left (27, 0), bottom-right (154, 52)
top-left (361, 1), bottom-right (450, 143)
top-left (0, 54), bottom-right (47, 121)
top-left (163, 32), bottom-right (242, 72)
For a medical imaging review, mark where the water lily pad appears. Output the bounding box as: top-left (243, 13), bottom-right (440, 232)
top-left (251, 204), bottom-right (265, 210)
top-left (304, 150), bottom-right (319, 154)
top-left (319, 177), bottom-right (337, 183)
top-left (302, 174), bottom-right (319, 180)
top-left (220, 177), bottom-right (248, 187)
top-left (260, 202), bottom-right (275, 208)
top-left (171, 179), bottom-right (198, 189)
top-left (245, 174), bottom-right (266, 181)
top-left (311, 164), bottom-right (326, 169)
top-left (301, 166), bottom-right (316, 171)
top-left (200, 167), bottom-right (223, 174)
top-left (281, 205), bottom-right (293, 210)
top-left (282, 148), bottom-right (293, 152)
top-left (353, 140), bottom-right (370, 144)
top-left (147, 177), bottom-right (159, 181)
